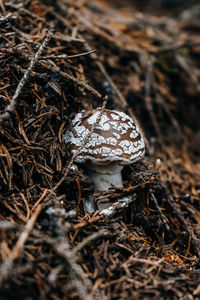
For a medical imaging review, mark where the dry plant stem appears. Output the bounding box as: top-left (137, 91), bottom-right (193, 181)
top-left (152, 41), bottom-right (200, 53)
top-left (18, 7), bottom-right (45, 23)
top-left (40, 60), bottom-right (102, 99)
top-left (67, 50), bottom-right (96, 58)
top-left (150, 191), bottom-right (170, 232)
top-left (123, 256), bottom-right (165, 267)
top-left (40, 49), bottom-right (96, 60)
top-left (72, 229), bottom-right (108, 255)
top-left (0, 13), bottom-right (13, 23)
top-left (0, 205), bottom-right (42, 285)
top-left (0, 26), bottom-right (55, 124)
top-left (12, 27), bottom-right (44, 47)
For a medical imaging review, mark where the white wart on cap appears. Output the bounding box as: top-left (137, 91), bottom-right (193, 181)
top-left (65, 108), bottom-right (145, 211)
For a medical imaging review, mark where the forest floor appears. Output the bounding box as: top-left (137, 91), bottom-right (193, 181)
top-left (0, 0), bottom-right (200, 299)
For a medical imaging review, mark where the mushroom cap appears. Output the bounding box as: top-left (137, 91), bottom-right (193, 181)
top-left (64, 108), bottom-right (145, 166)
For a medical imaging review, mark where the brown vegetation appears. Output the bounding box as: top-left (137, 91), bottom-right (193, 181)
top-left (0, 0), bottom-right (200, 299)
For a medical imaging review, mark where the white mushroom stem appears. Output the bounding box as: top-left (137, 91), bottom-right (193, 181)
top-left (86, 169), bottom-right (123, 191)
top-left (85, 196), bottom-right (95, 214)
top-left (86, 164), bottom-right (124, 191)
top-left (84, 164), bottom-right (124, 212)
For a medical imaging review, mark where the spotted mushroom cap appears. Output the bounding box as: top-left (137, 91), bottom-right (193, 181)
top-left (64, 108), bottom-right (145, 166)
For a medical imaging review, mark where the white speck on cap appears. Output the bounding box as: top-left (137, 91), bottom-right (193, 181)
top-left (65, 108), bottom-right (145, 166)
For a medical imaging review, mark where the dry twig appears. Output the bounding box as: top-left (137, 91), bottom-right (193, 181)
top-left (0, 26), bottom-right (55, 124)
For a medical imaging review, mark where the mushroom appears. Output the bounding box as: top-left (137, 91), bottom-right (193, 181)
top-left (65, 108), bottom-right (145, 211)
